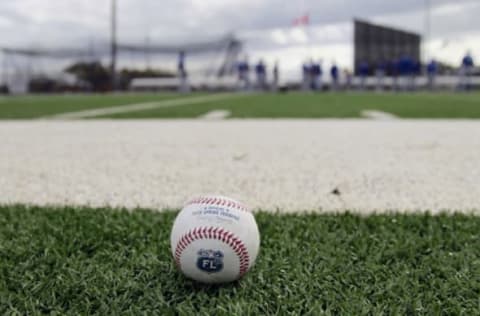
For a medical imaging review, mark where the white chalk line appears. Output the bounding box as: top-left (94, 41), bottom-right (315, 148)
top-left (361, 110), bottom-right (399, 120)
top-left (42, 93), bottom-right (244, 120)
top-left (199, 110), bottom-right (231, 120)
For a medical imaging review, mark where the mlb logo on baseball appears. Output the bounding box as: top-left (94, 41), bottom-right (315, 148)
top-left (171, 195), bottom-right (260, 283)
top-left (197, 249), bottom-right (224, 273)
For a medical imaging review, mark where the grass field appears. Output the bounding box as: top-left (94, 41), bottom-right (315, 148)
top-left (0, 93), bottom-right (188, 119)
top-left (99, 92), bottom-right (480, 119)
top-left (1, 205), bottom-right (479, 315)
top-left (1, 92), bottom-right (480, 119)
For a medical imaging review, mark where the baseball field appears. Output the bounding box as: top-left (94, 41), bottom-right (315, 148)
top-left (0, 91), bottom-right (480, 119)
top-left (1, 91), bottom-right (479, 314)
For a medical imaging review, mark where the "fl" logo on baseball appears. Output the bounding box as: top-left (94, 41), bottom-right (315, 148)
top-left (196, 249), bottom-right (224, 273)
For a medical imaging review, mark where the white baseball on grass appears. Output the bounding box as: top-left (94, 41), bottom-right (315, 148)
top-left (170, 195), bottom-right (260, 283)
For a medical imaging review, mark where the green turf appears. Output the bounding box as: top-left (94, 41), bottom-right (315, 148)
top-left (1, 206), bottom-right (478, 315)
top-left (2, 92), bottom-right (480, 119)
top-left (0, 93), bottom-right (189, 119)
top-left (99, 92), bottom-right (480, 119)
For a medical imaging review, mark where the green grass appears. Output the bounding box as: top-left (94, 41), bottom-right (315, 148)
top-left (98, 92), bottom-right (480, 119)
top-left (1, 92), bottom-right (480, 119)
top-left (0, 93), bottom-right (189, 119)
top-left (1, 205), bottom-right (479, 315)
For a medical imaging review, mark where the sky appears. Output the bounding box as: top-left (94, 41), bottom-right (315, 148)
top-left (0, 0), bottom-right (479, 78)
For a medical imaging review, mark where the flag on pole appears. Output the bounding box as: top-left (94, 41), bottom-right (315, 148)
top-left (292, 14), bottom-right (309, 26)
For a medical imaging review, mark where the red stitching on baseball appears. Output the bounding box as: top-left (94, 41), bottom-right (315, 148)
top-left (174, 226), bottom-right (250, 277)
top-left (185, 196), bottom-right (250, 212)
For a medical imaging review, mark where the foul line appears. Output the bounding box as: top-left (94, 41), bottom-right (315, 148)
top-left (361, 110), bottom-right (399, 120)
top-left (42, 93), bottom-right (243, 120)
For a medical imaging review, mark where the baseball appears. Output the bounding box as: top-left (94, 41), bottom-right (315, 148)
top-left (170, 195), bottom-right (260, 283)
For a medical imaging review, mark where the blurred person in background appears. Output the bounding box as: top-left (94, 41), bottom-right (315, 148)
top-left (460, 51), bottom-right (474, 91)
top-left (388, 59), bottom-right (399, 91)
top-left (427, 59), bottom-right (438, 90)
top-left (375, 59), bottom-right (387, 91)
top-left (330, 63), bottom-right (339, 91)
top-left (237, 56), bottom-right (251, 91)
top-left (177, 51), bottom-right (189, 93)
top-left (343, 69), bottom-right (353, 90)
top-left (310, 60), bottom-right (323, 91)
top-left (255, 59), bottom-right (267, 90)
top-left (358, 60), bottom-right (369, 90)
top-left (302, 60), bottom-right (311, 91)
top-left (398, 54), bottom-right (412, 91)
top-left (272, 61), bottom-right (279, 92)
top-left (411, 59), bottom-right (421, 91)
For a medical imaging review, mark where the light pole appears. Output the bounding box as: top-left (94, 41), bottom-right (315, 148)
top-left (424, 0), bottom-right (431, 61)
top-left (145, 34), bottom-right (151, 69)
top-left (1, 50), bottom-right (6, 87)
top-left (110, 0), bottom-right (117, 90)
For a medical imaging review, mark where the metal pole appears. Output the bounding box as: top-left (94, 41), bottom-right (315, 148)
top-left (1, 50), bottom-right (6, 87)
top-left (145, 35), bottom-right (151, 69)
top-left (424, 0), bottom-right (431, 61)
top-left (110, 0), bottom-right (117, 90)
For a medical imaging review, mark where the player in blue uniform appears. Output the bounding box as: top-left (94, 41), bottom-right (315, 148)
top-left (330, 63), bottom-right (339, 91)
top-left (177, 51), bottom-right (189, 93)
top-left (237, 56), bottom-right (251, 90)
top-left (411, 59), bottom-right (421, 91)
top-left (255, 59), bottom-right (267, 90)
top-left (398, 55), bottom-right (413, 91)
top-left (460, 52), bottom-right (474, 91)
top-left (388, 59), bottom-right (399, 91)
top-left (427, 59), bottom-right (438, 90)
top-left (375, 59), bottom-right (386, 91)
top-left (358, 60), bottom-right (369, 90)
top-left (310, 61), bottom-right (323, 91)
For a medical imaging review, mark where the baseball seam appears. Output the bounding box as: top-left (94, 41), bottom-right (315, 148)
top-left (174, 226), bottom-right (250, 277)
top-left (186, 196), bottom-right (249, 212)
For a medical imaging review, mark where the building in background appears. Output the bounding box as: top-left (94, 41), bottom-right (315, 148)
top-left (354, 19), bottom-right (421, 76)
